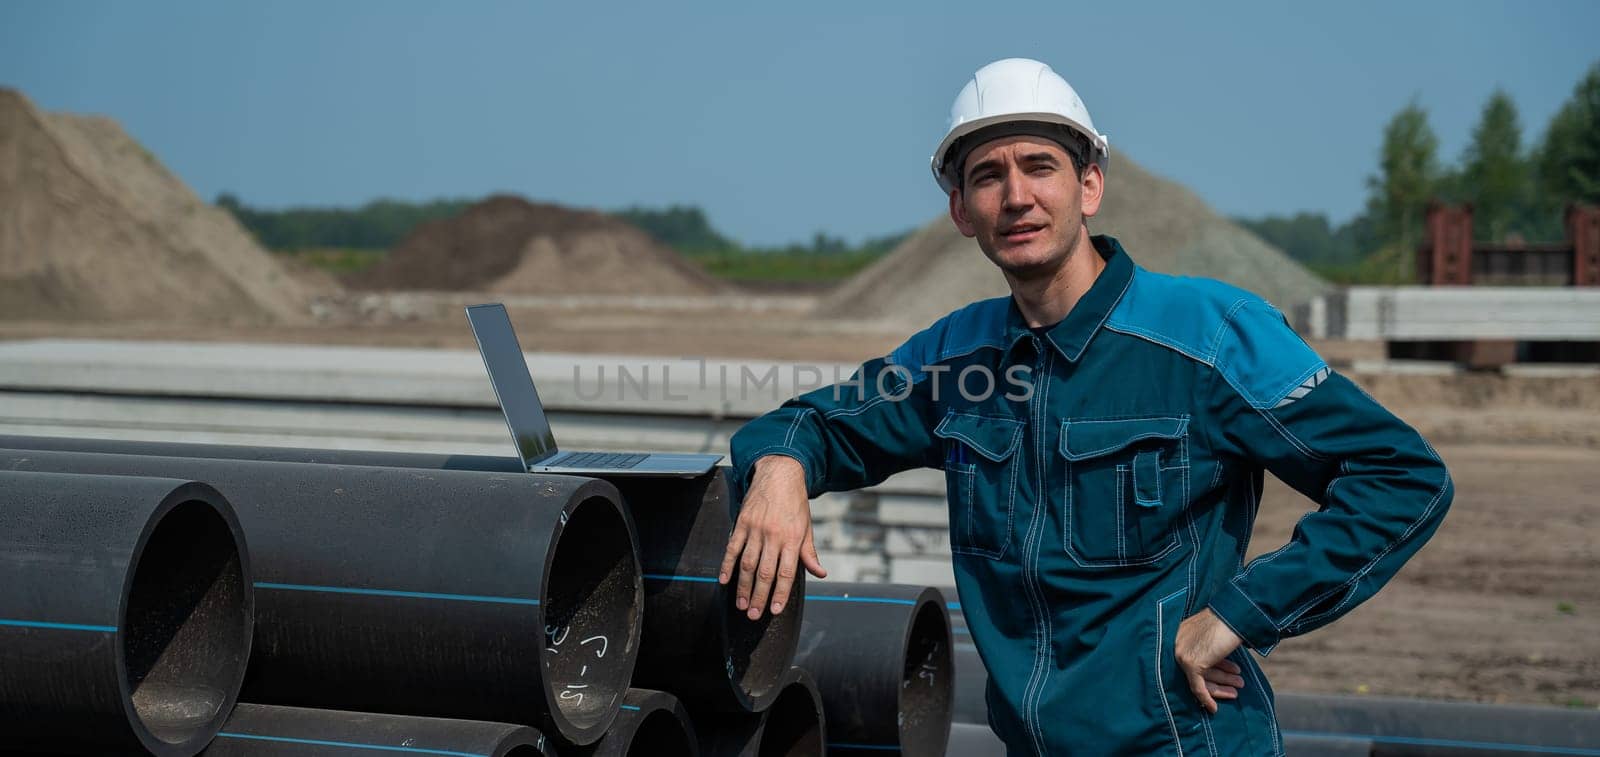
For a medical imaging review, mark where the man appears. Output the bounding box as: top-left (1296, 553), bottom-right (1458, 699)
top-left (718, 58), bottom-right (1452, 755)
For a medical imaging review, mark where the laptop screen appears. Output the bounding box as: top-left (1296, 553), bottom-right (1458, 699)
top-left (465, 304), bottom-right (557, 467)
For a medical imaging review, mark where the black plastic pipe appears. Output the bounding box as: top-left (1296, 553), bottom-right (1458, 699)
top-left (614, 471), bottom-right (804, 713)
top-left (566, 688), bottom-right (698, 757)
top-left (0, 470), bottom-right (252, 756)
top-left (0, 448), bottom-right (642, 746)
top-left (1281, 733), bottom-right (1375, 757)
top-left (793, 582), bottom-right (952, 756)
top-left (697, 667), bottom-right (826, 757)
top-left (0, 436), bottom-right (803, 713)
top-left (1276, 693), bottom-right (1600, 757)
top-left (201, 704), bottom-right (557, 756)
top-left (951, 642), bottom-right (987, 726)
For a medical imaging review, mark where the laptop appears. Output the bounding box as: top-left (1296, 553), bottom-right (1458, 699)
top-left (465, 303), bottom-right (721, 477)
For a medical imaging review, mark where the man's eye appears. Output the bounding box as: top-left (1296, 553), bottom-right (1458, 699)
top-left (1029, 165), bottom-right (1054, 175)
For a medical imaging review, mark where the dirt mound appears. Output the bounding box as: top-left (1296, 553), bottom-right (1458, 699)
top-left (0, 88), bottom-right (325, 324)
top-left (822, 152), bottom-right (1331, 327)
top-left (347, 194), bottom-right (725, 296)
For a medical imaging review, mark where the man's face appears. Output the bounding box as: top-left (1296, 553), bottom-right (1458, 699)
top-left (948, 134), bottom-right (1103, 279)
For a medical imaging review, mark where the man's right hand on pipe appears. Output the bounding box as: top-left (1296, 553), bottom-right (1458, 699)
top-left (718, 454), bottom-right (828, 620)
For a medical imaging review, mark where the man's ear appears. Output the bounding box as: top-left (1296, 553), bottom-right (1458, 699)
top-left (949, 188), bottom-right (977, 237)
top-left (1079, 163), bottom-right (1105, 219)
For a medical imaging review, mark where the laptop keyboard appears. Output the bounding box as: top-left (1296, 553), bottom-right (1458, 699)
top-left (554, 451), bottom-right (650, 469)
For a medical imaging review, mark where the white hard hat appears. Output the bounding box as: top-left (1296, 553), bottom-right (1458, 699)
top-left (931, 58), bottom-right (1110, 193)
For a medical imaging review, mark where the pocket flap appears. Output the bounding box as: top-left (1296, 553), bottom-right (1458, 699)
top-left (1059, 416), bottom-right (1189, 461)
top-left (933, 411), bottom-right (1025, 463)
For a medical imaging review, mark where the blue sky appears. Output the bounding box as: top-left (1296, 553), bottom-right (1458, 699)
top-left (2, 1), bottom-right (1595, 246)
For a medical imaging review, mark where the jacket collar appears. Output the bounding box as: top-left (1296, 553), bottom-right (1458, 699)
top-left (1003, 234), bottom-right (1135, 363)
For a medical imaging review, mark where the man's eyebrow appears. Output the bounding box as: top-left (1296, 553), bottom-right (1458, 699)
top-left (1020, 152), bottom-right (1060, 165)
top-left (965, 157), bottom-right (1001, 181)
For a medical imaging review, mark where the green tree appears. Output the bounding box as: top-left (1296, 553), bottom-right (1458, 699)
top-left (1460, 89), bottom-right (1530, 241)
top-left (1536, 62), bottom-right (1600, 208)
top-left (1365, 100), bottom-right (1440, 279)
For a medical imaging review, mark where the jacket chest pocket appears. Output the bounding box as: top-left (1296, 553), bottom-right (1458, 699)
top-left (933, 410), bottom-right (1025, 560)
top-left (1059, 416), bottom-right (1189, 568)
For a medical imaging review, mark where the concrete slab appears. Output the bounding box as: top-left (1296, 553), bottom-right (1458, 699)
top-left (0, 339), bottom-right (854, 417)
top-left (878, 494), bottom-right (950, 526)
top-left (889, 556), bottom-right (957, 588)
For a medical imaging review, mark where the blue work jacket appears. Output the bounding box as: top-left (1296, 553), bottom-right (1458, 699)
top-left (730, 235), bottom-right (1453, 756)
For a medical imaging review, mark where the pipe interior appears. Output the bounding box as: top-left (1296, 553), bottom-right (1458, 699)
top-left (626, 709), bottom-right (694, 757)
top-left (898, 600), bottom-right (955, 755)
top-left (757, 682), bottom-right (823, 757)
top-left (542, 495), bottom-right (640, 732)
top-left (123, 498), bottom-right (249, 745)
top-left (723, 579), bottom-right (802, 706)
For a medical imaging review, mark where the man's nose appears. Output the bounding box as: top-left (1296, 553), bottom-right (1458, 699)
top-left (1001, 171), bottom-right (1032, 212)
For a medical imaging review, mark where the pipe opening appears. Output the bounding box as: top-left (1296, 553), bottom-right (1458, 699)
top-left (542, 495), bottom-right (640, 732)
top-left (625, 709), bottom-right (694, 757)
top-left (898, 601), bottom-right (954, 755)
top-left (723, 584), bottom-right (802, 706)
top-left (123, 498), bottom-right (249, 746)
top-left (758, 681), bottom-right (823, 757)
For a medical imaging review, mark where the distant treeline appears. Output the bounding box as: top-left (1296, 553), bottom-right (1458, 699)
top-left (1236, 61), bottom-right (1600, 284)
top-left (215, 194), bottom-right (474, 251)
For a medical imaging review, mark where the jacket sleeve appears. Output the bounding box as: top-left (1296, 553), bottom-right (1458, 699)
top-left (1200, 299), bottom-right (1453, 655)
top-left (728, 349), bottom-right (942, 507)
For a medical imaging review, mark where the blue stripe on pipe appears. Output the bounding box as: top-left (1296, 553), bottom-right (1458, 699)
top-left (0, 618), bottom-right (117, 633)
top-left (827, 743), bottom-right (901, 751)
top-left (1281, 730), bottom-right (1600, 756)
top-left (214, 732), bottom-right (487, 756)
top-left (254, 583), bottom-right (539, 606)
top-left (952, 627), bottom-right (969, 635)
top-left (804, 596), bottom-right (918, 606)
top-left (947, 602), bottom-right (961, 610)
top-left (643, 574), bottom-right (719, 583)
top-left (621, 705), bottom-right (642, 711)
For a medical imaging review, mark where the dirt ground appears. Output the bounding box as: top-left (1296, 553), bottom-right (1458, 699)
top-left (3, 300), bottom-right (1596, 709)
top-left (1254, 443), bottom-right (1600, 709)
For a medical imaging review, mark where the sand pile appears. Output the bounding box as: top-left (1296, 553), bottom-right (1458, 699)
top-left (822, 152), bottom-right (1330, 326)
top-left (347, 195), bottom-right (725, 296)
top-left (0, 88), bottom-right (325, 324)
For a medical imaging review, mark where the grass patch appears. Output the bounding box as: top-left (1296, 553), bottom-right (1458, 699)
top-left (280, 247), bottom-right (388, 274)
top-left (680, 248), bottom-right (884, 282)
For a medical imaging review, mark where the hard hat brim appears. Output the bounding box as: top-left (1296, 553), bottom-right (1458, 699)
top-left (931, 112), bottom-right (1109, 193)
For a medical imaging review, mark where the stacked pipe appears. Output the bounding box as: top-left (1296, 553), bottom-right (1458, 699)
top-left (201, 704), bottom-right (558, 756)
top-left (563, 689), bottom-right (698, 757)
top-left (794, 582), bottom-right (953, 756)
top-left (695, 667), bottom-right (827, 757)
top-left (0, 436), bottom-right (805, 715)
top-left (0, 436), bottom-right (966, 756)
top-left (0, 470), bottom-right (252, 756)
top-left (0, 445), bottom-right (644, 753)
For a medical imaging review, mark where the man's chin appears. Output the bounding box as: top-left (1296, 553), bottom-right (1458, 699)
top-left (986, 246), bottom-right (1061, 280)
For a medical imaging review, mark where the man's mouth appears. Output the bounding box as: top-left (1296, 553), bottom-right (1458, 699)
top-left (1000, 223), bottom-right (1046, 242)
